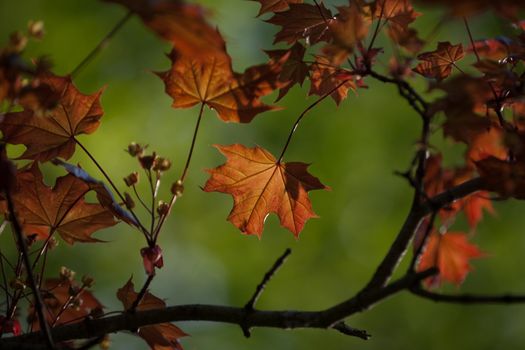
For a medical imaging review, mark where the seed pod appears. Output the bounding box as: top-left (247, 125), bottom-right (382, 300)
top-left (124, 172), bottom-right (139, 186)
top-left (171, 180), bottom-right (184, 197)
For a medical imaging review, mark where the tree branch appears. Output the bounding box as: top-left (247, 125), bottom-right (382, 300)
top-left (245, 248), bottom-right (292, 311)
top-left (363, 177), bottom-right (484, 290)
top-left (0, 269), bottom-right (436, 347)
top-left (411, 287), bottom-right (525, 304)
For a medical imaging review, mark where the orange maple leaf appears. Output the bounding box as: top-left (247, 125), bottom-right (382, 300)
top-left (11, 164), bottom-right (116, 244)
top-left (103, 0), bottom-right (226, 58)
top-left (158, 50), bottom-right (284, 123)
top-left (414, 41), bottom-right (465, 80)
top-left (418, 231), bottom-right (484, 287)
top-left (203, 144), bottom-right (328, 237)
top-left (117, 278), bottom-right (187, 350)
top-left (0, 73), bottom-right (103, 162)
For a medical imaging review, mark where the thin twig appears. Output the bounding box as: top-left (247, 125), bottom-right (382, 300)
top-left (71, 11), bottom-right (133, 78)
top-left (245, 248), bottom-right (292, 311)
top-left (411, 287), bottom-right (525, 304)
top-left (332, 321), bottom-right (371, 340)
top-left (278, 79), bottom-right (351, 162)
top-left (4, 190), bottom-right (55, 348)
top-left (75, 138), bottom-right (149, 237)
top-left (153, 102), bottom-right (206, 240)
top-left (367, 0), bottom-right (385, 52)
top-left (242, 248), bottom-right (292, 337)
top-left (130, 274), bottom-right (154, 311)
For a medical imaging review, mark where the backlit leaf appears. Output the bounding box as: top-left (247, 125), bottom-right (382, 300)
top-left (0, 73), bottom-right (103, 162)
top-left (158, 50), bottom-right (284, 123)
top-left (10, 164), bottom-right (116, 244)
top-left (418, 231), bottom-right (484, 287)
top-left (203, 144), bottom-right (328, 237)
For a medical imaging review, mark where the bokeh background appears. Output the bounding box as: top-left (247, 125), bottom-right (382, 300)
top-left (1, 1), bottom-right (525, 349)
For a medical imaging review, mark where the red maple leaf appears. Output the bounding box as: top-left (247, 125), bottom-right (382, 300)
top-left (265, 42), bottom-right (309, 101)
top-left (267, 3), bottom-right (333, 45)
top-left (414, 42), bottom-right (465, 80)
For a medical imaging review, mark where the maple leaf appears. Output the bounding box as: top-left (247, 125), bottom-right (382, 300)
top-left (251, 0), bottom-right (303, 16)
top-left (387, 26), bottom-right (424, 54)
top-left (374, 0), bottom-right (420, 30)
top-left (309, 55), bottom-right (357, 105)
top-left (476, 157), bottom-right (525, 199)
top-left (418, 231), bottom-right (484, 287)
top-left (10, 164), bottom-right (116, 244)
top-left (203, 144), bottom-right (328, 237)
top-left (328, 2), bottom-right (371, 52)
top-left (103, 0), bottom-right (226, 58)
top-left (0, 73), bottom-right (103, 162)
top-left (413, 42), bottom-right (465, 80)
top-left (463, 192), bottom-right (494, 229)
top-left (267, 3), bottom-right (333, 45)
top-left (117, 278), bottom-right (187, 350)
top-left (265, 42), bottom-right (308, 101)
top-left (31, 278), bottom-right (103, 329)
top-left (158, 50), bottom-right (284, 123)
top-left (469, 38), bottom-right (512, 61)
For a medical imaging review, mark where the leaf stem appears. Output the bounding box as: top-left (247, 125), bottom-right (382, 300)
top-left (74, 138), bottom-right (149, 238)
top-left (71, 11), bottom-right (133, 78)
top-left (130, 274), bottom-right (154, 311)
top-left (153, 102), bottom-right (205, 241)
top-left (278, 79), bottom-right (350, 162)
top-left (180, 102), bottom-right (205, 183)
top-left (367, 0), bottom-right (385, 53)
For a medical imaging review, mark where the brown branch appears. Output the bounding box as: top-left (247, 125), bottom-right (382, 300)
top-left (332, 322), bottom-right (371, 340)
top-left (0, 269), bottom-right (436, 346)
top-left (411, 287), bottom-right (525, 304)
top-left (363, 177), bottom-right (484, 290)
top-left (245, 248), bottom-right (292, 311)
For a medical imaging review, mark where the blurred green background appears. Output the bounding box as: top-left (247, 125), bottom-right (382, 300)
top-left (1, 1), bottom-right (525, 349)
